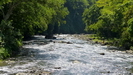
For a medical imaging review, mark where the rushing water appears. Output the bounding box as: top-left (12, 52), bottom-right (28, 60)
top-left (0, 34), bottom-right (133, 75)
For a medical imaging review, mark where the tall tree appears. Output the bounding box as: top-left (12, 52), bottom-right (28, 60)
top-left (45, 0), bottom-right (69, 39)
top-left (59, 0), bottom-right (89, 34)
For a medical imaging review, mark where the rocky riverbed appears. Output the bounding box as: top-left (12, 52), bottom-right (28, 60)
top-left (0, 34), bottom-right (133, 75)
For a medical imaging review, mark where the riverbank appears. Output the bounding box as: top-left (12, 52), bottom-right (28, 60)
top-left (73, 34), bottom-right (114, 45)
top-left (73, 34), bottom-right (133, 54)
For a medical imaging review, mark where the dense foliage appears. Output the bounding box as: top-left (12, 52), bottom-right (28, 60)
top-left (58, 0), bottom-right (89, 34)
top-left (83, 0), bottom-right (133, 49)
top-left (0, 0), bottom-right (69, 59)
top-left (1, 0), bottom-right (133, 59)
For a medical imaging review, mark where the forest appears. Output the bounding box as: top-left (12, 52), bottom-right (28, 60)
top-left (0, 0), bottom-right (133, 59)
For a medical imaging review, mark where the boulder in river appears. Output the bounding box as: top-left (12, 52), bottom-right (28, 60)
top-left (67, 42), bottom-right (73, 44)
top-left (99, 53), bottom-right (105, 55)
top-left (54, 67), bottom-right (61, 69)
top-left (59, 41), bottom-right (73, 44)
top-left (73, 60), bottom-right (81, 63)
top-left (100, 71), bottom-right (110, 73)
top-left (70, 60), bottom-right (81, 63)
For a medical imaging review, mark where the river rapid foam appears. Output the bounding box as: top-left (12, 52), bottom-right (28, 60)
top-left (0, 34), bottom-right (133, 75)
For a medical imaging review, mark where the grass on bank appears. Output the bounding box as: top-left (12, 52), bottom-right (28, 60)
top-left (85, 34), bottom-right (120, 46)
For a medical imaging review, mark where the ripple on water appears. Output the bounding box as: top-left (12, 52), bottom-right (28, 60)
top-left (1, 35), bottom-right (133, 75)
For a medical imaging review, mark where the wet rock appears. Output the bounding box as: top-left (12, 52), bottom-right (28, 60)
top-left (5, 60), bottom-right (15, 64)
top-left (125, 50), bottom-right (133, 54)
top-left (70, 60), bottom-right (81, 63)
top-left (67, 42), bottom-right (73, 44)
top-left (100, 71), bottom-right (110, 73)
top-left (111, 50), bottom-right (115, 52)
top-left (129, 73), bottom-right (132, 75)
top-left (99, 53), bottom-right (105, 55)
top-left (59, 41), bottom-right (73, 44)
top-left (54, 67), bottom-right (61, 69)
top-left (49, 49), bottom-right (54, 51)
top-left (53, 37), bottom-right (56, 39)
top-left (16, 73), bottom-right (27, 75)
top-left (0, 71), bottom-right (7, 74)
top-left (102, 42), bottom-right (109, 45)
top-left (53, 41), bottom-right (56, 43)
top-left (41, 71), bottom-right (52, 74)
top-left (49, 40), bottom-right (53, 42)
top-left (45, 35), bottom-right (56, 39)
top-left (125, 67), bottom-right (129, 70)
top-left (30, 70), bottom-right (36, 73)
top-left (95, 41), bottom-right (99, 44)
top-left (73, 60), bottom-right (80, 63)
top-left (16, 72), bottom-right (51, 75)
top-left (107, 71), bottom-right (110, 73)
top-left (60, 41), bottom-right (67, 43)
top-left (88, 38), bottom-right (93, 40)
top-left (38, 42), bottom-right (46, 45)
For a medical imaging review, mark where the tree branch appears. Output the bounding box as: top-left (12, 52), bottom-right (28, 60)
top-left (4, 2), bottom-right (21, 21)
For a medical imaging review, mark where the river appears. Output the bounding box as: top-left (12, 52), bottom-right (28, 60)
top-left (0, 34), bottom-right (133, 75)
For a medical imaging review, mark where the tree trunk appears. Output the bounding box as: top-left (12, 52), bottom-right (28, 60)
top-left (3, 2), bottom-right (20, 21)
top-left (45, 24), bottom-right (56, 39)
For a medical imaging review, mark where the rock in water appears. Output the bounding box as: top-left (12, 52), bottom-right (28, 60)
top-left (54, 67), bottom-right (61, 69)
top-left (67, 42), bottom-right (73, 44)
top-left (73, 60), bottom-right (80, 63)
top-left (99, 53), bottom-right (105, 55)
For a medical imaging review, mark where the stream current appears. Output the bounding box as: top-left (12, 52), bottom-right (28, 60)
top-left (0, 34), bottom-right (133, 75)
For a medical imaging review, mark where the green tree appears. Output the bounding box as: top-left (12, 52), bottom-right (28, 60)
top-left (0, 0), bottom-right (69, 59)
top-left (59, 0), bottom-right (89, 34)
top-left (45, 0), bottom-right (69, 38)
top-left (83, 3), bottom-right (101, 33)
top-left (83, 0), bottom-right (133, 49)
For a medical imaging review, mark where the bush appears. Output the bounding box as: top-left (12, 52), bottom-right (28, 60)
top-left (0, 47), bottom-right (10, 59)
top-left (0, 20), bottom-right (23, 59)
